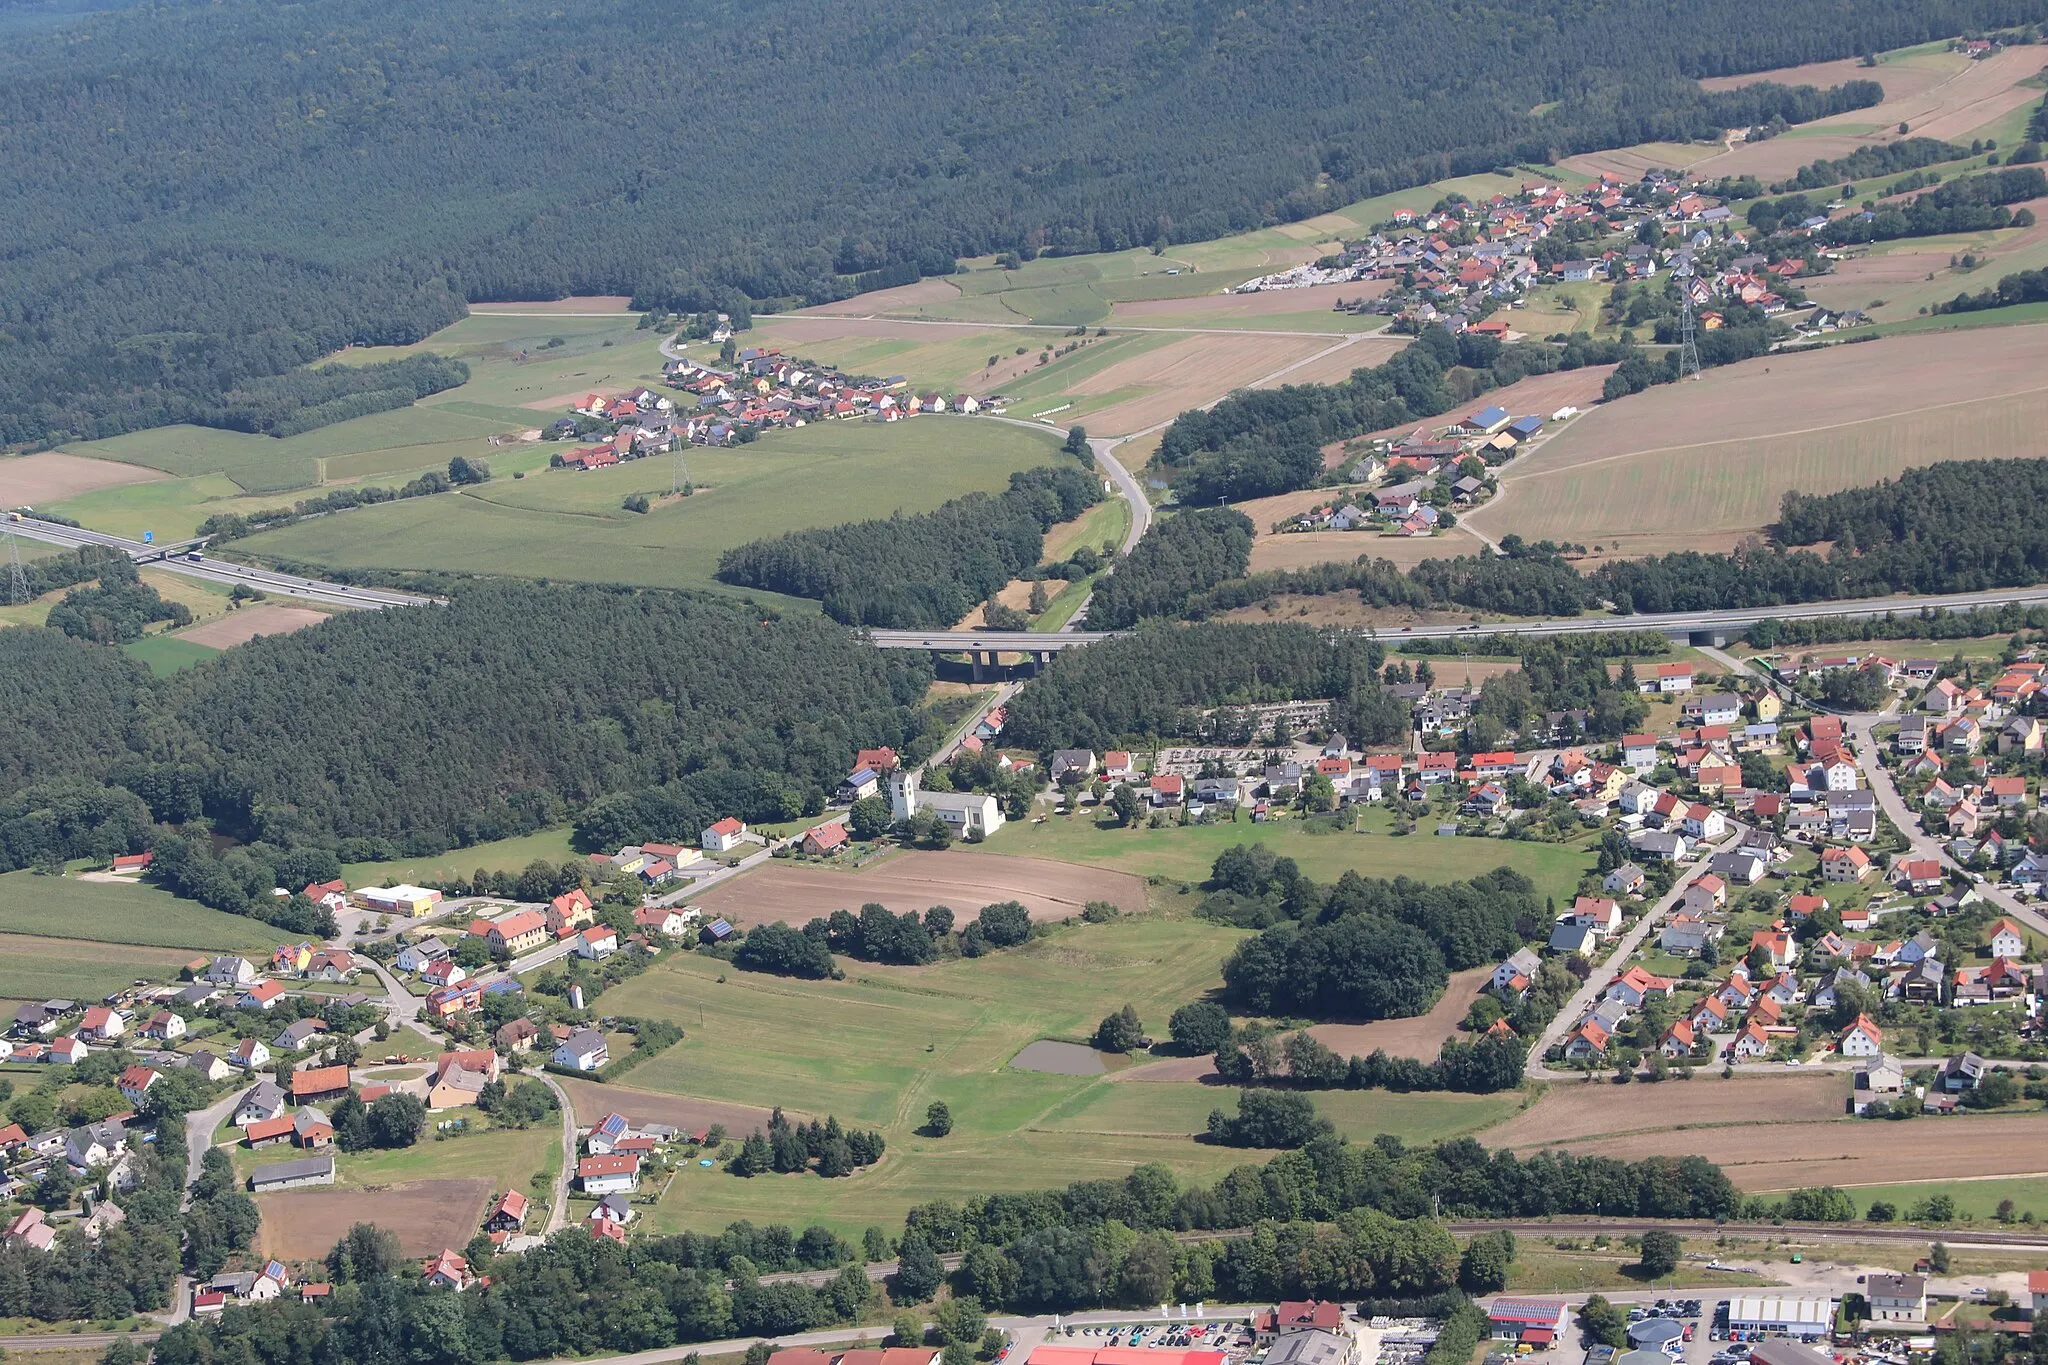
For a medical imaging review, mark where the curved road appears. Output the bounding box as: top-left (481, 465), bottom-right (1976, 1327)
top-left (7, 518), bottom-right (436, 609)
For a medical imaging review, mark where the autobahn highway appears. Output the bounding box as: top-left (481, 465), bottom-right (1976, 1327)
top-left (7, 516), bottom-right (439, 609)
top-left (18, 503), bottom-right (2048, 640)
top-left (869, 582), bottom-right (2048, 655)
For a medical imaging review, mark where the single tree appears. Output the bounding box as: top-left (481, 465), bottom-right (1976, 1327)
top-left (1638, 1229), bottom-right (1682, 1278)
top-left (924, 1100), bottom-right (953, 1137)
top-left (1094, 1004), bottom-right (1143, 1053)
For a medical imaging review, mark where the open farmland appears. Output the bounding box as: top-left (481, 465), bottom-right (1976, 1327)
top-left (1065, 333), bottom-right (1372, 435)
top-left (1566, 44), bottom-right (2028, 184)
top-left (691, 850), bottom-right (1147, 928)
top-left (1487, 1072), bottom-right (1848, 1149)
top-left (1803, 200), bottom-right (2048, 323)
top-left (551, 1077), bottom-right (776, 1135)
top-left (975, 808), bottom-right (1595, 907)
top-left (1517, 1111), bottom-right (2048, 1192)
top-left (0, 870), bottom-right (295, 952)
top-left (255, 1180), bottom-right (494, 1259)
top-left (232, 417), bottom-right (1064, 599)
top-left (174, 603), bottom-right (331, 648)
top-left (601, 915), bottom-right (1522, 1235)
top-left (341, 826), bottom-right (579, 887)
top-left (1472, 325), bottom-right (2048, 557)
top-left (0, 933), bottom-right (193, 1006)
top-left (0, 451), bottom-right (165, 503)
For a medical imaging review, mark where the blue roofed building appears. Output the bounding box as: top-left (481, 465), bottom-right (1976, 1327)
top-left (1461, 405), bottom-right (1512, 435)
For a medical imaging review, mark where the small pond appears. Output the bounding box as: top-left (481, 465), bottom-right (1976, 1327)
top-left (1009, 1039), bottom-right (1110, 1075)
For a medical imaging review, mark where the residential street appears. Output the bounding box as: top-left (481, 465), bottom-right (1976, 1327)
top-left (1845, 710), bottom-right (2048, 938)
top-left (1525, 826), bottom-right (1745, 1079)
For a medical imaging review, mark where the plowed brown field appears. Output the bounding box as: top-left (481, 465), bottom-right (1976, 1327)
top-left (691, 850), bottom-right (1147, 928)
top-left (1, 452), bottom-right (166, 502)
top-left (255, 1179), bottom-right (492, 1258)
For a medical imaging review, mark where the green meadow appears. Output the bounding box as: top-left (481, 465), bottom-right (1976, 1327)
top-left (603, 916), bottom-right (1525, 1236)
top-left (234, 417), bottom-right (1066, 598)
top-left (0, 870), bottom-right (298, 953)
top-left (973, 807), bottom-right (1598, 908)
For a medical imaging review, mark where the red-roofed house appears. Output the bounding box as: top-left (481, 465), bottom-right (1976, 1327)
top-left (1839, 1015), bottom-right (1883, 1057)
top-left (1892, 859), bottom-right (1944, 895)
top-left (701, 817), bottom-right (748, 852)
top-left (117, 1065), bottom-right (159, 1105)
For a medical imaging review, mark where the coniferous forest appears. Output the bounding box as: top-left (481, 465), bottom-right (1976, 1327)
top-left (0, 585), bottom-right (938, 861)
top-left (1, 0), bottom-right (2041, 443)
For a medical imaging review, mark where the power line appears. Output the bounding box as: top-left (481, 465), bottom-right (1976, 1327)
top-left (1675, 256), bottom-right (1703, 382)
top-left (6, 527), bottom-right (27, 606)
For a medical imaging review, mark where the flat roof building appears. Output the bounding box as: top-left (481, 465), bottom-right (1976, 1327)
top-left (1727, 1297), bottom-right (1835, 1340)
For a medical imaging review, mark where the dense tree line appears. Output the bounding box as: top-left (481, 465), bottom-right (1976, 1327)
top-left (801, 898), bottom-right (1034, 966)
top-left (1932, 262), bottom-right (2048, 313)
top-left (729, 1108), bottom-right (885, 1179)
top-left (1182, 556), bottom-right (1427, 618)
top-left (0, 780), bottom-right (154, 874)
top-left (730, 921), bottom-right (838, 979)
top-left (147, 833), bottom-right (342, 935)
top-left (1762, 136), bottom-right (1963, 197)
top-left (716, 464), bottom-right (1101, 628)
top-left (43, 555), bottom-right (192, 643)
top-left (207, 355), bottom-right (469, 436)
top-left (1084, 508), bottom-right (1255, 629)
top-left (0, 583), bottom-right (939, 861)
top-left (0, 0), bottom-right (2009, 445)
top-left (1002, 623), bottom-right (1395, 750)
top-left (1213, 850), bottom-right (1541, 1021)
top-left (150, 1129), bottom-right (1738, 1365)
top-left (1819, 166), bottom-right (2046, 244)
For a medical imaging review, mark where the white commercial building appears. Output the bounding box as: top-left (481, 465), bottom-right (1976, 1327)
top-left (1726, 1296), bottom-right (1836, 1340)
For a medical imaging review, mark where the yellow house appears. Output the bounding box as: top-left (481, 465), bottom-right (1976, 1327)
top-left (1750, 690), bottom-right (1783, 722)
top-left (485, 910), bottom-right (549, 956)
top-left (270, 942), bottom-right (313, 975)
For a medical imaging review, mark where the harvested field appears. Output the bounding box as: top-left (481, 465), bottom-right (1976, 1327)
top-left (175, 603), bottom-right (330, 648)
top-left (470, 296), bottom-right (632, 314)
top-left (1803, 199), bottom-right (2048, 321)
top-left (1528, 1112), bottom-right (2048, 1192)
top-left (1489, 1072), bottom-right (1847, 1149)
top-left (1109, 280), bottom-right (1392, 321)
top-left (1653, 47), bottom-right (2043, 184)
top-left (1246, 526), bottom-right (1480, 574)
top-left (255, 1179), bottom-right (492, 1259)
top-left (0, 451), bottom-right (166, 503)
top-left (691, 850), bottom-right (1147, 928)
top-left (552, 1076), bottom-right (778, 1133)
top-left (1066, 333), bottom-right (1335, 435)
top-left (1698, 54), bottom-right (1943, 96)
top-left (1266, 335), bottom-right (1408, 387)
top-left (804, 278), bottom-right (966, 315)
top-left (1120, 968), bottom-right (1498, 1084)
top-left (1483, 325), bottom-right (2048, 554)
top-left (1310, 966), bottom-right (1492, 1061)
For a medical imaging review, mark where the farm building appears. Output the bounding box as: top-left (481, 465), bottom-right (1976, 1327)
top-left (248, 1155), bottom-right (335, 1192)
